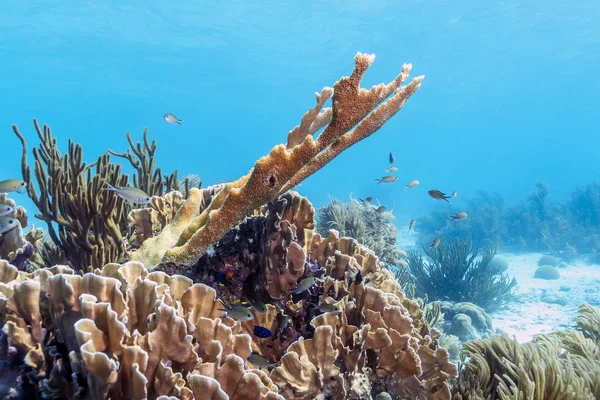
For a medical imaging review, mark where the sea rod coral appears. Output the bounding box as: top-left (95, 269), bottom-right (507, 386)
top-left (130, 52), bottom-right (424, 271)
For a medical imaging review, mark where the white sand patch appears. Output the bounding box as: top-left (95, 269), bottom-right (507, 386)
top-left (492, 252), bottom-right (600, 342)
top-left (393, 226), bottom-right (600, 343)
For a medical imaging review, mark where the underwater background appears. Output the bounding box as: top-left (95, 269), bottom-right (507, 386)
top-left (2, 1), bottom-right (600, 216)
top-left (2, 1), bottom-right (600, 400)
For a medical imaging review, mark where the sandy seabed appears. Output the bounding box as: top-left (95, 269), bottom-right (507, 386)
top-left (395, 225), bottom-right (600, 343)
top-left (492, 252), bottom-right (600, 342)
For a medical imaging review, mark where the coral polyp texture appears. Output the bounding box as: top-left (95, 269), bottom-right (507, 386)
top-left (130, 53), bottom-right (424, 270)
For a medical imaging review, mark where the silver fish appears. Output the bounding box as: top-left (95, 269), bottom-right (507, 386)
top-left (0, 179), bottom-right (26, 194)
top-left (275, 315), bottom-right (290, 337)
top-left (0, 216), bottom-right (19, 234)
top-left (386, 166), bottom-right (398, 172)
top-left (450, 211), bottom-right (468, 221)
top-left (247, 352), bottom-right (278, 369)
top-left (430, 237), bottom-right (441, 249)
top-left (375, 176), bottom-right (398, 184)
top-left (219, 303), bottom-right (254, 321)
top-left (104, 182), bottom-right (151, 204)
top-left (164, 113), bottom-right (183, 125)
top-left (291, 277), bottom-right (317, 294)
top-left (318, 303), bottom-right (340, 313)
top-left (408, 219), bottom-right (415, 233)
top-left (405, 180), bottom-right (419, 189)
top-left (451, 191), bottom-right (457, 198)
top-left (0, 204), bottom-right (13, 217)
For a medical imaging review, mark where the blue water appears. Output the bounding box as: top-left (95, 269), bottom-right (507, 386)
top-left (2, 1), bottom-right (599, 223)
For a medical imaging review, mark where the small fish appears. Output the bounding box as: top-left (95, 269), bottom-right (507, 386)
top-left (0, 179), bottom-right (26, 194)
top-left (449, 211), bottom-right (468, 221)
top-left (397, 259), bottom-right (409, 268)
top-left (291, 277), bottom-right (317, 294)
top-left (0, 204), bottom-right (13, 217)
top-left (358, 197), bottom-right (373, 205)
top-left (248, 352), bottom-right (278, 369)
top-left (430, 237), bottom-right (441, 249)
top-left (389, 152), bottom-right (395, 164)
top-left (348, 270), bottom-right (362, 285)
top-left (428, 190), bottom-right (451, 203)
top-left (164, 113), bottom-right (183, 125)
top-left (318, 303), bottom-right (340, 313)
top-left (451, 191), bottom-right (457, 198)
top-left (252, 301), bottom-right (267, 314)
top-left (375, 176), bottom-right (398, 184)
top-left (376, 206), bottom-right (386, 214)
top-left (386, 166), bottom-right (398, 173)
top-left (405, 180), bottom-right (419, 189)
top-left (253, 326), bottom-right (273, 338)
top-left (218, 304), bottom-right (254, 321)
top-left (104, 182), bottom-right (151, 204)
top-left (275, 315), bottom-right (290, 338)
top-left (408, 219), bottom-right (415, 233)
top-left (0, 217), bottom-right (19, 234)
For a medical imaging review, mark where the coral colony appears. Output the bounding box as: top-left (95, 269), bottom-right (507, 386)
top-left (1, 53), bottom-right (599, 400)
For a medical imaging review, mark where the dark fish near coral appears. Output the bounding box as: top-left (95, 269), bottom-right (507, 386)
top-left (291, 277), bottom-right (317, 294)
top-left (104, 182), bottom-right (151, 204)
top-left (252, 301), bottom-right (267, 314)
top-left (449, 211), bottom-right (468, 221)
top-left (164, 113), bottom-right (183, 125)
top-left (253, 326), bottom-right (273, 338)
top-left (428, 190), bottom-right (451, 203)
top-left (359, 197), bottom-right (373, 205)
top-left (0, 204), bottom-right (13, 217)
top-left (248, 352), bottom-right (278, 369)
top-left (408, 219), bottom-right (415, 233)
top-left (430, 237), bottom-right (441, 249)
top-left (218, 303), bottom-right (254, 321)
top-left (386, 166), bottom-right (398, 172)
top-left (348, 270), bottom-right (362, 285)
top-left (376, 206), bottom-right (386, 214)
top-left (318, 303), bottom-right (340, 313)
top-left (0, 217), bottom-right (18, 234)
top-left (375, 176), bottom-right (398, 184)
top-left (389, 151), bottom-right (395, 164)
top-left (0, 179), bottom-right (26, 194)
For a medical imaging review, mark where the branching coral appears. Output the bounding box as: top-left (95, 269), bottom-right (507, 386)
top-left (451, 303), bottom-right (600, 400)
top-left (317, 197), bottom-right (403, 266)
top-left (12, 120), bottom-right (178, 271)
top-left (407, 238), bottom-right (517, 312)
top-left (131, 53), bottom-right (423, 270)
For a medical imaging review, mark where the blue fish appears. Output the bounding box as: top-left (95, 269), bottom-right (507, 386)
top-left (253, 326), bottom-right (273, 339)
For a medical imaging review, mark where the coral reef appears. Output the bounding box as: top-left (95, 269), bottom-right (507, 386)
top-left (434, 302), bottom-right (494, 342)
top-left (0, 188), bottom-right (459, 399)
top-left (533, 265), bottom-right (560, 280)
top-left (12, 120), bottom-right (178, 271)
top-left (131, 53), bottom-right (424, 270)
top-left (451, 303), bottom-right (600, 399)
top-left (406, 238), bottom-right (517, 312)
top-left (0, 194), bottom-right (43, 271)
top-left (317, 197), bottom-right (403, 266)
